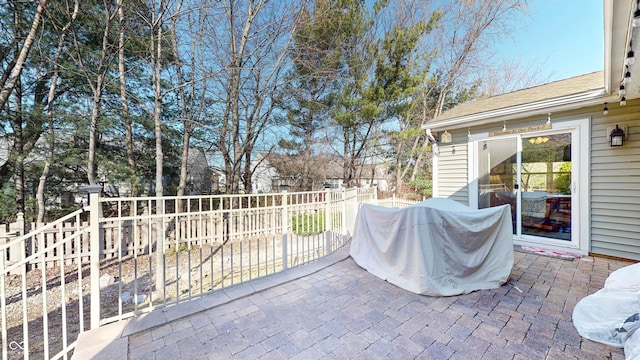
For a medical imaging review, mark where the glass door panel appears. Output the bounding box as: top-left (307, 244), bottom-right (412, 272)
top-left (520, 133), bottom-right (572, 241)
top-left (477, 138), bottom-right (517, 234)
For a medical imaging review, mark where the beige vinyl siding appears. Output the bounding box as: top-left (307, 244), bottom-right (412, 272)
top-left (436, 142), bottom-right (469, 205)
top-left (590, 100), bottom-right (640, 261)
top-left (433, 100), bottom-right (640, 260)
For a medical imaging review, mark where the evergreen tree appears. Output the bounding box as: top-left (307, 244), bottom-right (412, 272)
top-left (278, 0), bottom-right (371, 190)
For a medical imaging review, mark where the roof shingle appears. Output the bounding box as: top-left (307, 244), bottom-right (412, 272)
top-left (431, 71), bottom-right (604, 123)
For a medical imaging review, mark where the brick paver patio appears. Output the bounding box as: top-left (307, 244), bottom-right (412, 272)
top-left (74, 245), bottom-right (633, 359)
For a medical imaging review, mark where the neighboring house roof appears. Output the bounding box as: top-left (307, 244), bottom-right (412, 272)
top-left (427, 71), bottom-right (609, 131)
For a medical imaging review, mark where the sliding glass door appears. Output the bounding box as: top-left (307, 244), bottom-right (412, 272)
top-left (520, 133), bottom-right (572, 240)
top-left (477, 132), bottom-right (573, 242)
top-left (477, 138), bottom-right (518, 234)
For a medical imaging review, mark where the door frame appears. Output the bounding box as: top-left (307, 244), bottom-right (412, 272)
top-left (468, 118), bottom-right (590, 254)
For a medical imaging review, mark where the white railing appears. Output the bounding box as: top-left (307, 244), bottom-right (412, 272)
top-left (375, 194), bottom-right (422, 208)
top-left (0, 187), bottom-right (378, 360)
top-left (0, 208), bottom-right (88, 360)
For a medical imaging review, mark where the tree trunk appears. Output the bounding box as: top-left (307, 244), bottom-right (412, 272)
top-left (118, 0), bottom-right (137, 198)
top-left (87, 79), bottom-right (103, 185)
top-left (36, 0), bottom-right (79, 223)
top-left (14, 78), bottom-right (25, 215)
top-left (243, 150), bottom-right (252, 193)
top-left (170, 0), bottom-right (189, 200)
top-left (0, 0), bottom-right (47, 111)
top-left (301, 112), bottom-right (313, 191)
top-left (342, 130), bottom-right (349, 186)
top-left (150, 0), bottom-right (168, 292)
top-left (225, 0), bottom-right (263, 194)
top-left (148, 0), bottom-right (173, 198)
top-left (86, 0), bottom-right (116, 185)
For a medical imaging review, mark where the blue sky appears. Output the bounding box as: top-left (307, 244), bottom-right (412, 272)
top-left (495, 0), bottom-right (604, 82)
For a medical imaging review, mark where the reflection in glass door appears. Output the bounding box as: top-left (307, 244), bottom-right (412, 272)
top-left (477, 138), bottom-right (518, 234)
top-left (520, 133), bottom-right (572, 241)
top-left (477, 133), bottom-right (573, 241)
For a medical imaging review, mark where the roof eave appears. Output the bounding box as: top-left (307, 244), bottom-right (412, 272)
top-left (603, 0), bottom-right (614, 95)
top-left (606, 0), bottom-right (640, 100)
top-left (424, 88), bottom-right (611, 132)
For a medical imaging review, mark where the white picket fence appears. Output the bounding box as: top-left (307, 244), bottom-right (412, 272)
top-left (0, 187), bottom-right (393, 360)
top-left (376, 194), bottom-right (422, 208)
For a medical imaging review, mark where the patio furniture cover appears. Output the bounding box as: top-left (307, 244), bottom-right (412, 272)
top-left (573, 262), bottom-right (640, 358)
top-left (349, 198), bottom-right (514, 296)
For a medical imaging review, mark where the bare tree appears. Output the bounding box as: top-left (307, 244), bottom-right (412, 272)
top-left (148, 0), bottom-right (171, 198)
top-left (169, 0), bottom-right (190, 199)
top-left (221, 0), bottom-right (265, 193)
top-left (431, 0), bottom-right (526, 117)
top-left (239, 11), bottom-right (292, 193)
top-left (170, 1), bottom-right (215, 199)
top-left (205, 0), bottom-right (295, 194)
top-left (397, 0), bottom-right (528, 195)
top-left (146, 0), bottom-right (170, 290)
top-left (480, 59), bottom-right (552, 96)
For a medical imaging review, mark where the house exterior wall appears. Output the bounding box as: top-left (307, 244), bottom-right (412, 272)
top-left (251, 157), bottom-right (277, 193)
top-left (435, 141), bottom-right (469, 205)
top-left (590, 100), bottom-right (640, 260)
top-left (433, 101), bottom-right (640, 261)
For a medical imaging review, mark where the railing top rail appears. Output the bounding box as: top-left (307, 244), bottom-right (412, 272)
top-left (98, 193), bottom-right (272, 202)
top-left (0, 207), bottom-right (86, 252)
top-left (96, 189), bottom-right (358, 203)
top-left (1, 228), bottom-right (88, 274)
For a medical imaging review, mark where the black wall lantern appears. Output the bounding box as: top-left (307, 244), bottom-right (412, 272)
top-left (610, 125), bottom-right (626, 147)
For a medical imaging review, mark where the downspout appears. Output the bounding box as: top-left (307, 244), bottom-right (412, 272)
top-left (426, 129), bottom-right (439, 198)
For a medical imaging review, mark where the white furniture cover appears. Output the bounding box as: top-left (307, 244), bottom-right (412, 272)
top-left (573, 262), bottom-right (640, 359)
top-left (350, 198), bottom-right (514, 296)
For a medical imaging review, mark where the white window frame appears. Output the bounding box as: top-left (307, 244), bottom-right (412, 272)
top-left (467, 118), bottom-right (590, 254)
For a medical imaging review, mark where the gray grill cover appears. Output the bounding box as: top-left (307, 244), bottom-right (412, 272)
top-left (350, 198), bottom-right (514, 296)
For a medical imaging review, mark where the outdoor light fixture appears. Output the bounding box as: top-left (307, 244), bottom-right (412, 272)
top-left (621, 96), bottom-right (627, 106)
top-left (528, 136), bottom-right (549, 145)
top-left (610, 125), bottom-right (625, 147)
top-left (603, 103), bottom-right (609, 115)
top-left (440, 130), bottom-right (452, 144)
